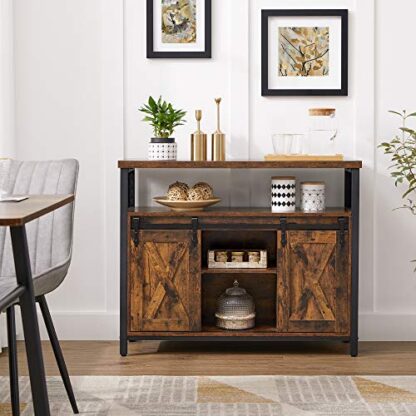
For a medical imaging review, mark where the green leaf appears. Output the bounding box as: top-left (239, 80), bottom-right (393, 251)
top-left (138, 96), bottom-right (186, 137)
top-left (403, 186), bottom-right (416, 198)
top-left (389, 110), bottom-right (404, 117)
top-left (400, 128), bottom-right (416, 137)
top-left (148, 96), bottom-right (157, 110)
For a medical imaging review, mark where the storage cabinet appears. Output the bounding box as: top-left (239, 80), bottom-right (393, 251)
top-left (119, 160), bottom-right (361, 357)
top-left (128, 219), bottom-right (350, 336)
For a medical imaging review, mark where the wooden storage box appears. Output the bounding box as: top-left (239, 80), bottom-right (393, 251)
top-left (208, 249), bottom-right (267, 269)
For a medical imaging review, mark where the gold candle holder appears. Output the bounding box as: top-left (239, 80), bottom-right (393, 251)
top-left (191, 110), bottom-right (207, 161)
top-left (212, 98), bottom-right (226, 161)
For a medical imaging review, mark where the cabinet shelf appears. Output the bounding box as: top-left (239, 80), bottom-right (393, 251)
top-left (129, 207), bottom-right (351, 217)
top-left (202, 267), bottom-right (277, 275)
top-left (201, 324), bottom-right (278, 335)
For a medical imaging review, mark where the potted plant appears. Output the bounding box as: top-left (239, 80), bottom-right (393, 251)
top-left (139, 96), bottom-right (186, 160)
top-left (379, 110), bottom-right (416, 270)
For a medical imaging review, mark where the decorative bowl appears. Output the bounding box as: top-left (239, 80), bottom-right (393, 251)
top-left (153, 196), bottom-right (221, 212)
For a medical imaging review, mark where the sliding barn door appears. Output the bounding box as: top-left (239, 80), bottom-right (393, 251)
top-left (277, 230), bottom-right (349, 334)
top-left (129, 229), bottom-right (201, 332)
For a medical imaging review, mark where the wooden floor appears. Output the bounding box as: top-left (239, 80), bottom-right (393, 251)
top-left (0, 341), bottom-right (416, 376)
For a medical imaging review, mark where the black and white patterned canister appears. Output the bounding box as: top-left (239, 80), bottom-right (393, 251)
top-left (300, 182), bottom-right (326, 212)
top-left (271, 176), bottom-right (296, 213)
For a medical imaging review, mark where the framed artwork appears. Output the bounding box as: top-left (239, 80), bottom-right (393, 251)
top-left (147, 0), bottom-right (212, 59)
top-left (261, 9), bottom-right (348, 96)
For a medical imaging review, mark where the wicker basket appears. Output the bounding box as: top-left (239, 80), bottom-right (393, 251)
top-left (208, 249), bottom-right (267, 269)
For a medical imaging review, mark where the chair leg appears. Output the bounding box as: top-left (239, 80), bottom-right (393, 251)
top-left (37, 296), bottom-right (79, 414)
top-left (6, 306), bottom-right (20, 416)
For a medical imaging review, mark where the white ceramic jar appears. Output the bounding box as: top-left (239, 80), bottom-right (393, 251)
top-left (271, 176), bottom-right (296, 213)
top-left (300, 182), bottom-right (326, 212)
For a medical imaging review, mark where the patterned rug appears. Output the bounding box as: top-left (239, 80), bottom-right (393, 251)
top-left (1, 376), bottom-right (416, 415)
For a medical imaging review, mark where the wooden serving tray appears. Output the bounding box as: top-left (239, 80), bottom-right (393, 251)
top-left (208, 250), bottom-right (267, 269)
top-left (264, 154), bottom-right (344, 162)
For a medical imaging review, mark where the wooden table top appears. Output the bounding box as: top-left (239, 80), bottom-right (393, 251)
top-left (0, 195), bottom-right (74, 226)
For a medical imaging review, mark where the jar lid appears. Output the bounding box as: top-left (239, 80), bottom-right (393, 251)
top-left (225, 280), bottom-right (247, 296)
top-left (272, 176), bottom-right (296, 180)
top-left (301, 181), bottom-right (326, 185)
top-left (308, 108), bottom-right (336, 116)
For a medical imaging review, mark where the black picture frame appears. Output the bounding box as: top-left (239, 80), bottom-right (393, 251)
top-left (147, 0), bottom-right (212, 59)
top-left (261, 9), bottom-right (348, 96)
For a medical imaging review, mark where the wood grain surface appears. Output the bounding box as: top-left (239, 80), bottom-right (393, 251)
top-left (0, 195), bottom-right (74, 226)
top-left (0, 341), bottom-right (414, 376)
top-left (118, 160), bottom-right (363, 169)
top-left (129, 207), bottom-right (352, 218)
top-left (129, 230), bottom-right (201, 333)
top-left (277, 230), bottom-right (349, 335)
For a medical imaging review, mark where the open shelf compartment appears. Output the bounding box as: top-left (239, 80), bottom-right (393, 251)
top-left (201, 230), bottom-right (277, 269)
top-left (201, 274), bottom-right (277, 330)
top-left (201, 228), bottom-right (278, 331)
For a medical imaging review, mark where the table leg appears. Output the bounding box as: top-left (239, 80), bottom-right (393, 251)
top-left (10, 226), bottom-right (50, 416)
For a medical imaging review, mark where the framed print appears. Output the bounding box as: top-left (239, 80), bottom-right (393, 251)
top-left (147, 0), bottom-right (212, 59)
top-left (261, 9), bottom-right (348, 96)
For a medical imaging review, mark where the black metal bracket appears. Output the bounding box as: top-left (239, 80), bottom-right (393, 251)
top-left (127, 169), bottom-right (135, 208)
top-left (280, 217), bottom-right (287, 247)
top-left (338, 217), bottom-right (347, 247)
top-left (192, 217), bottom-right (198, 246)
top-left (131, 217), bottom-right (140, 247)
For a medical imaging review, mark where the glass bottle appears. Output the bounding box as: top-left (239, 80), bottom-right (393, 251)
top-left (308, 108), bottom-right (338, 155)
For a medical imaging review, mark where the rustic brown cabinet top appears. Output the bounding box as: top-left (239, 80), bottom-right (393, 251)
top-left (118, 160), bottom-right (363, 169)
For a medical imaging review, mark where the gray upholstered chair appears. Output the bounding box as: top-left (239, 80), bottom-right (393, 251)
top-left (0, 159), bottom-right (79, 415)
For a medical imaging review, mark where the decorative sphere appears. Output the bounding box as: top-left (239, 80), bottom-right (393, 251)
top-left (167, 181), bottom-right (189, 201)
top-left (191, 182), bottom-right (213, 200)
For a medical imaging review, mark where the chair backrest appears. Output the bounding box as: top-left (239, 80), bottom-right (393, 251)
top-left (0, 159), bottom-right (79, 278)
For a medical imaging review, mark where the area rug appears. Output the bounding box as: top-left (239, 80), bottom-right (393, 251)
top-left (1, 375), bottom-right (416, 415)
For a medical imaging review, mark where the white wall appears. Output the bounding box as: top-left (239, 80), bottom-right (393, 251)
top-left (8, 0), bottom-right (416, 340)
top-left (0, 0), bottom-right (14, 158)
top-left (366, 0), bottom-right (416, 340)
top-left (0, 0), bottom-right (15, 350)
top-left (12, 0), bottom-right (122, 339)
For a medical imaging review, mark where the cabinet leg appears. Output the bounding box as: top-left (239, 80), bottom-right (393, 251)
top-left (350, 339), bottom-right (358, 357)
top-left (120, 338), bottom-right (128, 357)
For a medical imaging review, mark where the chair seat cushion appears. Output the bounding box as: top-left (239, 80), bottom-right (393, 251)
top-left (0, 260), bottom-right (70, 299)
top-left (0, 279), bottom-right (21, 312)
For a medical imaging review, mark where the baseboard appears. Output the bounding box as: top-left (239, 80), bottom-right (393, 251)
top-left (14, 311), bottom-right (416, 341)
top-left (15, 311), bottom-right (119, 341)
top-left (359, 312), bottom-right (416, 341)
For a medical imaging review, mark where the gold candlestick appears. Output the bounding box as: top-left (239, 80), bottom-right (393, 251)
top-left (212, 98), bottom-right (226, 161)
top-left (191, 110), bottom-right (207, 161)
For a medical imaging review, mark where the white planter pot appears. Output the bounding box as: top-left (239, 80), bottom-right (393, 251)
top-left (148, 138), bottom-right (177, 161)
